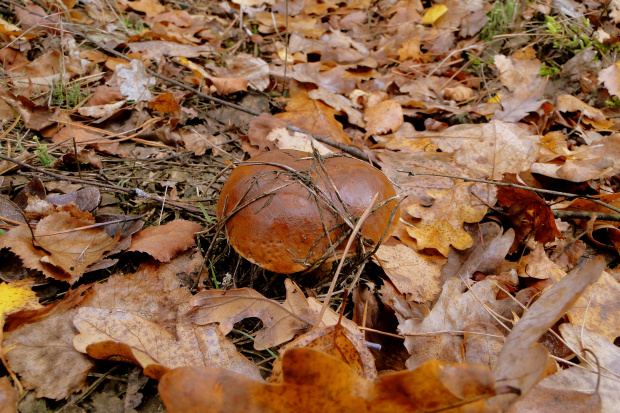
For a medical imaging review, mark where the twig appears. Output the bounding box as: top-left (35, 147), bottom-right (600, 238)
top-left (397, 169), bottom-right (620, 215)
top-left (313, 193), bottom-right (379, 329)
top-left (552, 210), bottom-right (620, 221)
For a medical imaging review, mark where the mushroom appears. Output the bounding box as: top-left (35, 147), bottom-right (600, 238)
top-left (216, 149), bottom-right (400, 274)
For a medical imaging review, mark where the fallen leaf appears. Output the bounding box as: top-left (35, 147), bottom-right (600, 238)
top-left (492, 256), bottom-right (605, 409)
top-left (148, 92), bottom-right (181, 115)
top-left (363, 100), bottom-right (403, 137)
top-left (159, 348), bottom-right (498, 412)
top-left (406, 182), bottom-right (490, 256)
top-left (4, 309), bottom-right (95, 400)
top-left (516, 243), bottom-right (566, 280)
top-left (432, 120), bottom-right (540, 180)
top-left (274, 90), bottom-right (352, 145)
top-left (189, 279), bottom-right (359, 349)
top-left (567, 270), bottom-right (620, 342)
top-left (4, 257), bottom-right (195, 399)
top-left (373, 243), bottom-right (445, 302)
top-left (497, 177), bottom-right (563, 248)
top-left (127, 219), bottom-right (201, 262)
top-left (73, 307), bottom-right (261, 380)
top-left (0, 91), bottom-right (60, 131)
top-left (0, 376), bottom-right (17, 413)
top-left (512, 323), bottom-right (613, 412)
top-left (556, 94), bottom-right (613, 128)
top-left (598, 62), bottom-right (620, 98)
top-left (422, 4), bottom-right (448, 24)
top-left (0, 205), bottom-right (119, 283)
top-left (126, 0), bottom-right (165, 17)
top-left (399, 277), bottom-right (514, 370)
top-left (269, 324), bottom-right (377, 383)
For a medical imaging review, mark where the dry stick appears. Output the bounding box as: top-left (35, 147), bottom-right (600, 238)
top-left (1, 0), bottom-right (370, 162)
top-left (313, 192), bottom-right (379, 329)
top-left (398, 169), bottom-right (620, 216)
top-left (0, 153), bottom-right (203, 214)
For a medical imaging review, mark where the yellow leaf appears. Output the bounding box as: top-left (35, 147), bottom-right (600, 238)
top-left (488, 93), bottom-right (502, 104)
top-left (0, 280), bottom-right (42, 325)
top-left (406, 183), bottom-right (488, 256)
top-left (422, 4), bottom-right (448, 25)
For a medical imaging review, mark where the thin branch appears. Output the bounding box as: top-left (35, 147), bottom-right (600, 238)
top-left (397, 169), bottom-right (620, 215)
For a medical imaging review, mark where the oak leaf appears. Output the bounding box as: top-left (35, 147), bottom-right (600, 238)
top-left (497, 178), bottom-right (563, 248)
top-left (399, 277), bottom-right (514, 370)
top-left (0, 204), bottom-right (119, 283)
top-left (432, 120), bottom-right (540, 180)
top-left (269, 324), bottom-right (376, 383)
top-left (159, 348), bottom-right (498, 413)
top-left (363, 100), bottom-right (403, 137)
top-left (73, 307), bottom-right (261, 380)
top-left (406, 182), bottom-right (489, 256)
top-left (189, 279), bottom-right (359, 349)
top-left (372, 243), bottom-right (445, 302)
top-left (3, 256), bottom-right (197, 399)
top-left (513, 324), bottom-right (611, 412)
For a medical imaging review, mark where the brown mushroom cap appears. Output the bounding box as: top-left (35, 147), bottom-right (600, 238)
top-left (216, 149), bottom-right (400, 274)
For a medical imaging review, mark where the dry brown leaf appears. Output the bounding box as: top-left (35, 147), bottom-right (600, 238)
top-left (0, 91), bottom-right (60, 131)
top-left (126, 0), bottom-right (164, 16)
top-left (497, 177), bottom-right (563, 248)
top-left (463, 322), bottom-right (505, 370)
top-left (189, 279), bottom-right (359, 349)
top-left (4, 309), bottom-right (95, 400)
top-left (0, 205), bottom-right (119, 283)
top-left (512, 323), bottom-right (613, 412)
top-left (308, 86), bottom-right (364, 128)
top-left (274, 90), bottom-right (352, 145)
top-left (432, 120), bottom-right (540, 180)
top-left (148, 92), bottom-right (181, 115)
top-left (491, 256), bottom-right (605, 409)
top-left (0, 376), bottom-right (17, 413)
top-left (440, 224), bottom-right (514, 287)
top-left (159, 348), bottom-right (498, 413)
top-left (127, 219), bottom-right (201, 262)
top-left (567, 270), bottom-right (620, 342)
top-left (72, 307), bottom-right (261, 380)
top-left (399, 277), bottom-right (514, 370)
top-left (269, 324), bottom-right (376, 383)
top-left (556, 94), bottom-right (613, 128)
top-left (363, 99), bottom-right (403, 136)
top-left (216, 54), bottom-right (270, 92)
top-left (406, 182), bottom-right (490, 256)
top-left (372, 242), bottom-right (445, 302)
top-left (516, 243), bottom-right (566, 281)
top-left (264, 128), bottom-right (332, 154)
top-left (598, 63), bottom-right (620, 97)
top-left (4, 257), bottom-right (196, 399)
top-left (493, 49), bottom-right (546, 122)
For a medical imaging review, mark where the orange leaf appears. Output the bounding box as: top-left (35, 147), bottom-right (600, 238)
top-left (159, 348), bottom-right (497, 413)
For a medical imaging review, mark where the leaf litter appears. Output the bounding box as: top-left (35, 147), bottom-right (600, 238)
top-left (0, 0), bottom-right (619, 411)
